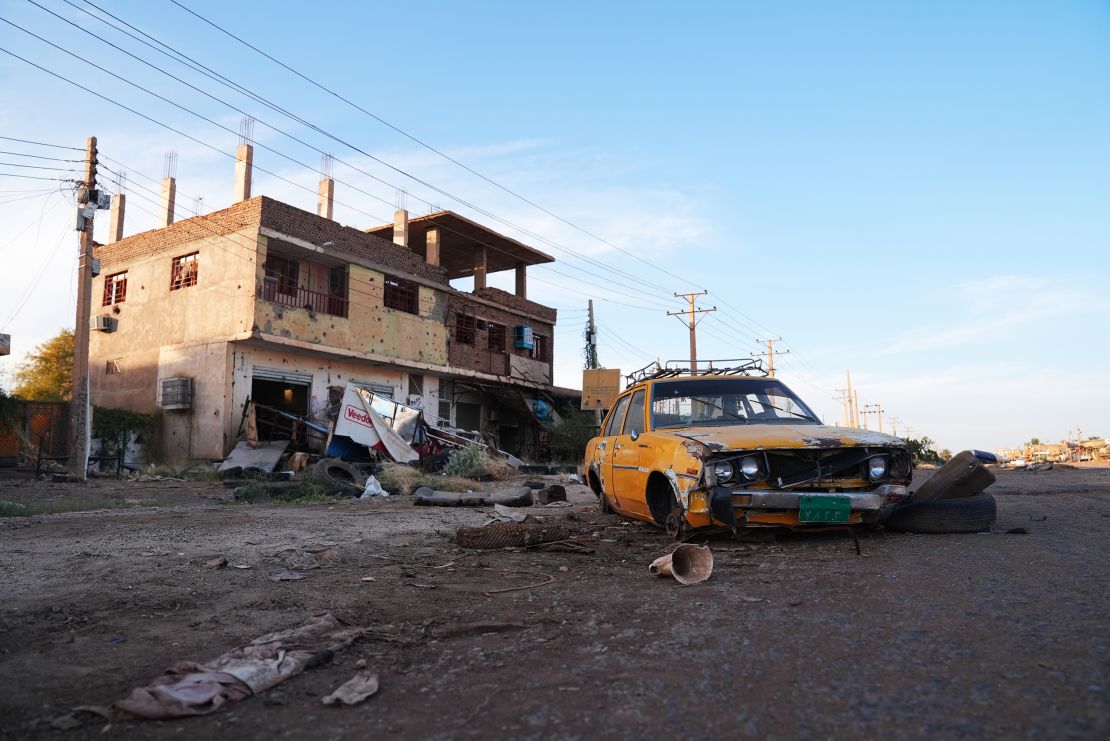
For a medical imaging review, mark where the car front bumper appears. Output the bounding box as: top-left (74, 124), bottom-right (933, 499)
top-left (708, 484), bottom-right (909, 526)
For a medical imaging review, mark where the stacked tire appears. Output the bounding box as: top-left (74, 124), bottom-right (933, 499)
top-left (885, 450), bottom-right (997, 534)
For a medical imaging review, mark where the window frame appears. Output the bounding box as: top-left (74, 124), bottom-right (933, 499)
top-left (604, 393), bottom-right (632, 437)
top-left (169, 252), bottom-right (199, 291)
top-left (530, 333), bottom-right (549, 361)
top-left (263, 255), bottom-right (299, 295)
top-left (455, 313), bottom-right (476, 344)
top-left (487, 322), bottom-right (506, 352)
top-left (102, 271), bottom-right (127, 306)
top-left (383, 275), bottom-right (419, 315)
top-left (621, 389), bottom-right (646, 437)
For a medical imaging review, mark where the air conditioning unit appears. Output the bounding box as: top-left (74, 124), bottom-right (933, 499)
top-left (513, 325), bottom-right (534, 350)
top-left (160, 377), bottom-right (194, 412)
top-left (90, 315), bottom-right (113, 332)
top-left (90, 257), bottom-right (101, 277)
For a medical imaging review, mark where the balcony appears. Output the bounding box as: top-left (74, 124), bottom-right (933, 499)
top-left (259, 278), bottom-right (349, 318)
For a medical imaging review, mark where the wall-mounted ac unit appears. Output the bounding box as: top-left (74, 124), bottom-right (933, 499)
top-left (160, 377), bottom-right (194, 412)
top-left (90, 315), bottom-right (113, 332)
top-left (513, 325), bottom-right (534, 350)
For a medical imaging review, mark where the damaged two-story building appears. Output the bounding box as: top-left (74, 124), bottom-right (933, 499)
top-left (89, 150), bottom-right (574, 463)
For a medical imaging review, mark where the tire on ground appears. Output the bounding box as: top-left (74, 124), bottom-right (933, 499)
top-left (312, 459), bottom-right (365, 497)
top-left (884, 492), bottom-right (996, 534)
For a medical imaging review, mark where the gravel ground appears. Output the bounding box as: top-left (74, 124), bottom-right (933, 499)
top-left (0, 466), bottom-right (1108, 739)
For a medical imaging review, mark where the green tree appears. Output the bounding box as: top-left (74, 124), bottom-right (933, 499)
top-left (11, 329), bottom-right (73, 401)
top-left (905, 435), bottom-right (940, 463)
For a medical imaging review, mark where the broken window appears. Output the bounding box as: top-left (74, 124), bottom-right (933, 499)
top-left (170, 252), bottom-right (198, 290)
top-left (622, 390), bottom-right (646, 436)
top-left (487, 322), bottom-right (506, 352)
top-left (263, 255), bottom-right (299, 295)
top-left (383, 275), bottom-right (418, 314)
top-left (102, 271), bottom-right (127, 306)
top-left (455, 313), bottom-right (475, 345)
top-left (437, 378), bottom-right (453, 426)
top-left (105, 360), bottom-right (121, 375)
top-left (530, 334), bottom-right (548, 361)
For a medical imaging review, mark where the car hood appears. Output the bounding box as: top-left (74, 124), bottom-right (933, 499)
top-left (670, 424), bottom-right (904, 453)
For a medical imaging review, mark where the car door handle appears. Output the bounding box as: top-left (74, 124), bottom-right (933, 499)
top-left (614, 443), bottom-right (622, 450)
top-left (638, 444), bottom-right (649, 448)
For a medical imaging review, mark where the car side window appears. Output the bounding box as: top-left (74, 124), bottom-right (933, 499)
top-left (622, 390), bottom-right (645, 436)
top-left (604, 394), bottom-right (631, 437)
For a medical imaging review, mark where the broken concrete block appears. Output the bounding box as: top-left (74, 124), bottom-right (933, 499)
top-left (910, 450), bottom-right (995, 503)
top-left (536, 484), bottom-right (567, 505)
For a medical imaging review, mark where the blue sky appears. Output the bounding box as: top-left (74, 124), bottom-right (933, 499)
top-left (1, 0), bottom-right (1107, 451)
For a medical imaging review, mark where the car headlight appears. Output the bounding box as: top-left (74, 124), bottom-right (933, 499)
top-left (713, 460), bottom-right (734, 483)
top-left (740, 455), bottom-right (762, 480)
top-left (869, 455), bottom-right (888, 481)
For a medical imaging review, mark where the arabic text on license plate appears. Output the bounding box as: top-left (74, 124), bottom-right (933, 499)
top-left (798, 494), bottom-right (851, 523)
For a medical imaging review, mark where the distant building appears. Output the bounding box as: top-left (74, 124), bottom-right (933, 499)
top-left (89, 155), bottom-right (574, 462)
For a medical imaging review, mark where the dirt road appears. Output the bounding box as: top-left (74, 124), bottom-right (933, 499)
top-left (1, 467), bottom-right (1108, 739)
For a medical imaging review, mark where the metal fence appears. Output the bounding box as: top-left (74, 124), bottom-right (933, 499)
top-left (0, 401), bottom-right (70, 466)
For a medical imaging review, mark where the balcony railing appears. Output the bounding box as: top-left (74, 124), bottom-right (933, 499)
top-left (259, 279), bottom-right (349, 318)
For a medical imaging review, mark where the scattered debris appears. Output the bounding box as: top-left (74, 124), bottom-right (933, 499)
top-left (313, 459), bottom-right (366, 497)
top-left (271, 544), bottom-right (341, 570)
top-left (413, 486), bottom-right (534, 508)
top-left (885, 492), bottom-right (997, 534)
top-left (1006, 527), bottom-right (1030, 535)
top-left (455, 522), bottom-right (569, 549)
top-left (544, 500), bottom-right (573, 509)
top-left (430, 622), bottom-right (527, 639)
top-left (114, 613), bottom-right (363, 719)
top-left (648, 544), bottom-right (714, 585)
top-left (359, 475), bottom-right (388, 498)
top-left (910, 450), bottom-right (996, 503)
top-left (218, 440), bottom-right (290, 475)
top-left (268, 571), bottom-right (306, 582)
top-left (492, 503), bottom-right (541, 524)
top-left (322, 673), bottom-right (380, 706)
top-left (536, 484), bottom-right (567, 504)
top-left (202, 557), bottom-right (228, 571)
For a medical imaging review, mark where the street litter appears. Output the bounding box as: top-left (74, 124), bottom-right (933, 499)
top-left (886, 449), bottom-right (998, 534)
top-left (455, 522), bottom-right (569, 549)
top-left (648, 544), bottom-right (714, 585)
top-left (413, 486), bottom-right (534, 507)
top-left (202, 557), bottom-right (228, 571)
top-left (322, 673), bottom-right (380, 706)
top-left (114, 613), bottom-right (363, 719)
top-left (271, 544), bottom-right (341, 570)
top-left (492, 503), bottom-right (541, 524)
top-left (545, 500), bottom-right (573, 508)
top-left (359, 475), bottom-right (388, 498)
top-left (536, 484), bottom-right (567, 504)
top-left (268, 571), bottom-right (305, 582)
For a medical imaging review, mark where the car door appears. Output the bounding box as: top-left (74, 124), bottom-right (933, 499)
top-left (608, 389), bottom-right (651, 518)
top-left (598, 393), bottom-right (630, 509)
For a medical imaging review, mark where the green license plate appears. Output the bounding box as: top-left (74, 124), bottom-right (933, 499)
top-left (798, 494), bottom-right (851, 523)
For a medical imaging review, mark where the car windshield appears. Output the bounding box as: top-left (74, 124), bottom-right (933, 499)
top-left (651, 378), bottom-right (820, 428)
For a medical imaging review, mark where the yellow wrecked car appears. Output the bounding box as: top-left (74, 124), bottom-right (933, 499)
top-left (584, 362), bottom-right (911, 536)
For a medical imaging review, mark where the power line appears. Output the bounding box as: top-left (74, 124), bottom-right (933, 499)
top-left (38, 4), bottom-right (685, 305)
top-left (0, 149), bottom-right (84, 162)
top-left (0, 134), bottom-right (83, 150)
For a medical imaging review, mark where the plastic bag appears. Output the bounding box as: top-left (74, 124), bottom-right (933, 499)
top-left (359, 475), bottom-right (388, 498)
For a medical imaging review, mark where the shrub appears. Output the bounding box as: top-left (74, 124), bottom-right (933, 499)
top-left (443, 445), bottom-right (490, 477)
top-left (544, 406), bottom-right (598, 463)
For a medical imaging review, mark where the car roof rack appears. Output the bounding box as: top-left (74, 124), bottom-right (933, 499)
top-left (625, 358), bottom-right (768, 387)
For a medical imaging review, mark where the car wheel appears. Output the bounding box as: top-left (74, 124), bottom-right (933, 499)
top-left (588, 469), bottom-right (613, 513)
top-left (664, 491), bottom-right (689, 540)
top-left (312, 458), bottom-right (365, 497)
top-left (884, 492), bottom-right (996, 534)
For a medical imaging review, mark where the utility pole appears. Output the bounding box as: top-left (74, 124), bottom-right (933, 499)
top-left (586, 300), bottom-right (602, 430)
top-left (834, 388), bottom-right (852, 428)
top-left (889, 416), bottom-right (901, 437)
top-left (863, 403), bottom-right (884, 432)
top-left (667, 291), bottom-right (715, 371)
top-left (755, 337), bottom-right (789, 378)
top-left (844, 370), bottom-right (856, 428)
top-left (68, 136), bottom-right (97, 480)
top-left (854, 390), bottom-right (861, 429)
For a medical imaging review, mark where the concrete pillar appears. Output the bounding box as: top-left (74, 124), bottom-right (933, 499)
top-left (317, 177), bottom-right (334, 220)
top-left (426, 226), bottom-right (441, 266)
top-left (107, 193), bottom-right (125, 244)
top-left (159, 177), bottom-right (176, 227)
top-left (234, 143), bottom-right (253, 202)
top-left (473, 245), bottom-right (487, 290)
top-left (515, 262), bottom-right (527, 299)
top-left (393, 209), bottom-right (408, 247)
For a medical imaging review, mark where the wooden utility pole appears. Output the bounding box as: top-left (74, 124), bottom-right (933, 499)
top-left (864, 404), bottom-right (885, 433)
top-left (844, 370), bottom-right (856, 428)
top-left (587, 300), bottom-right (602, 429)
top-left (755, 337), bottom-right (789, 378)
top-left (667, 291), bottom-right (715, 371)
top-left (889, 416), bottom-right (901, 437)
top-left (68, 136), bottom-right (97, 480)
top-left (835, 388), bottom-right (852, 427)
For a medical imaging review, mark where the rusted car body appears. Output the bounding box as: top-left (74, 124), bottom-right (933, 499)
top-left (584, 363), bottom-right (911, 535)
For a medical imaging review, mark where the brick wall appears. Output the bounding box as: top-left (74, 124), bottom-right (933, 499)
top-left (472, 286), bottom-right (557, 323)
top-left (447, 293), bottom-right (555, 382)
top-left (95, 197), bottom-right (449, 286)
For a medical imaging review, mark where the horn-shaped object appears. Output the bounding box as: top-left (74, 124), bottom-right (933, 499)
top-left (648, 544), bottom-right (714, 585)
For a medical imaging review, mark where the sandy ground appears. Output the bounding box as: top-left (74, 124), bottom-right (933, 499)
top-left (1, 466), bottom-right (1108, 739)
